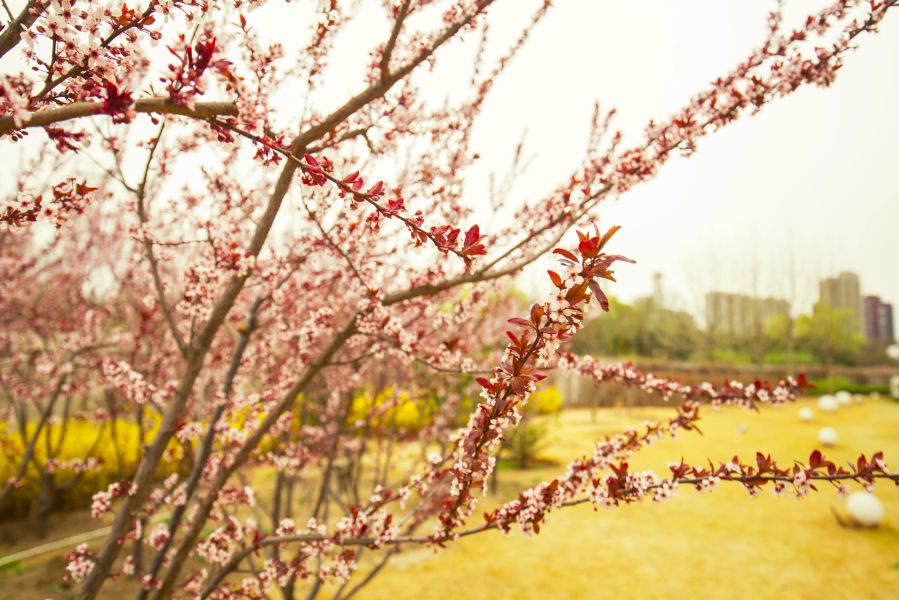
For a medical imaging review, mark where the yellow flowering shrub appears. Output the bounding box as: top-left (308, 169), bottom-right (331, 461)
top-left (349, 388), bottom-right (431, 434)
top-left (530, 386), bottom-right (563, 415)
top-left (0, 414), bottom-right (183, 517)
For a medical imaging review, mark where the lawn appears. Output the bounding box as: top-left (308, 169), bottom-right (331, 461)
top-left (357, 397), bottom-right (899, 600)
top-left (1, 397), bottom-right (897, 599)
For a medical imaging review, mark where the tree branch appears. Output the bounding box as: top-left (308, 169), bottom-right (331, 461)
top-left (0, 98), bottom-right (238, 136)
top-left (380, 0), bottom-right (413, 83)
top-left (134, 122), bottom-right (190, 358)
top-left (0, 0), bottom-right (40, 60)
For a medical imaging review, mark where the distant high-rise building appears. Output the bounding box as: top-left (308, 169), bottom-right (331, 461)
top-left (864, 296), bottom-right (895, 343)
top-left (705, 292), bottom-right (789, 337)
top-left (818, 272), bottom-right (864, 334)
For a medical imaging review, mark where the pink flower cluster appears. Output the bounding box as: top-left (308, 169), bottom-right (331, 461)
top-left (433, 228), bottom-right (632, 538)
top-left (559, 354), bottom-right (809, 409)
top-left (91, 481), bottom-right (126, 519)
top-left (65, 543), bottom-right (95, 583)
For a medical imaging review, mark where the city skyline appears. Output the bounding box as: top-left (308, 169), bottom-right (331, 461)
top-left (696, 270), bottom-right (894, 342)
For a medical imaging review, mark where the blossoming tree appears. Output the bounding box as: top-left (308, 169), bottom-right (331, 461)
top-left (1, 1), bottom-right (897, 598)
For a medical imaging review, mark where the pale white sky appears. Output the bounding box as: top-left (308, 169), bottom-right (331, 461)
top-left (6, 1), bottom-right (896, 320)
top-left (442, 0), bottom-right (899, 318)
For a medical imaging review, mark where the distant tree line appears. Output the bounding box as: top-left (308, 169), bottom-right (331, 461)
top-left (572, 298), bottom-right (887, 368)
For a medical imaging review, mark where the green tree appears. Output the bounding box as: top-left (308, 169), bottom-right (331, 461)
top-left (796, 305), bottom-right (864, 373)
top-left (573, 297), bottom-right (700, 360)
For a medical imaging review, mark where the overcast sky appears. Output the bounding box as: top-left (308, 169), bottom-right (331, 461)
top-left (437, 0), bottom-right (899, 318)
top-left (246, 0), bottom-right (899, 319)
top-left (8, 1), bottom-right (895, 320)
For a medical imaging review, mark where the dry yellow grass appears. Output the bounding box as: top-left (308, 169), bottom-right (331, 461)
top-left (2, 398), bottom-right (897, 599)
top-left (358, 397), bottom-right (899, 600)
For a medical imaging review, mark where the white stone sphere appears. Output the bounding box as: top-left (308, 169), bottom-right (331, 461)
top-left (818, 427), bottom-right (839, 446)
top-left (846, 491), bottom-right (884, 527)
top-left (818, 395), bottom-right (838, 412)
top-left (798, 407), bottom-right (814, 422)
top-left (853, 394), bottom-right (864, 404)
top-left (836, 391), bottom-right (852, 405)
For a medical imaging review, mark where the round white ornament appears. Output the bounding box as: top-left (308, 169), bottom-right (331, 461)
top-left (817, 427), bottom-right (838, 446)
top-left (846, 491), bottom-right (884, 527)
top-left (818, 395), bottom-right (838, 412)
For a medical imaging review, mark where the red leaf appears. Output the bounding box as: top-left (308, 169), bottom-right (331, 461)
top-left (547, 270), bottom-right (563, 288)
top-left (75, 183), bottom-right (98, 195)
top-left (606, 254), bottom-right (636, 265)
top-left (589, 280), bottom-right (609, 311)
top-left (809, 449), bottom-right (823, 468)
top-left (553, 248), bottom-right (578, 262)
top-left (530, 303), bottom-right (544, 326)
top-left (510, 376), bottom-right (528, 396)
top-left (507, 317), bottom-right (532, 327)
top-left (475, 377), bottom-right (492, 391)
top-left (463, 224), bottom-right (481, 248)
top-left (598, 225), bottom-right (620, 251)
top-left (598, 272), bottom-right (617, 282)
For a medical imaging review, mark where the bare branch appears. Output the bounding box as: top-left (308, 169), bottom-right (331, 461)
top-left (0, 98), bottom-right (238, 136)
top-left (0, 0), bottom-right (40, 59)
